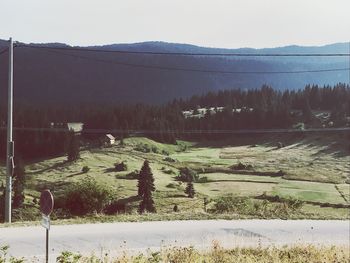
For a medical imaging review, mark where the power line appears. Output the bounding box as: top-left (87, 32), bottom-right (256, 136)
top-left (0, 126), bottom-right (349, 134)
top-left (18, 44), bottom-right (350, 57)
top-left (23, 47), bottom-right (350, 75)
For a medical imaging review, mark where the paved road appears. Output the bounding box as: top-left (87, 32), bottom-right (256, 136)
top-left (1, 220), bottom-right (349, 261)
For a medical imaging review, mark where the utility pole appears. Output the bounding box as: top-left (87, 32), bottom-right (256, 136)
top-left (5, 37), bottom-right (14, 223)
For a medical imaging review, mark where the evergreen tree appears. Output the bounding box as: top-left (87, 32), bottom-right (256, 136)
top-left (66, 132), bottom-right (80, 162)
top-left (119, 136), bottom-right (125, 147)
top-left (13, 158), bottom-right (26, 208)
top-left (138, 160), bottom-right (156, 213)
top-left (185, 179), bottom-right (195, 198)
top-left (0, 182), bottom-right (5, 220)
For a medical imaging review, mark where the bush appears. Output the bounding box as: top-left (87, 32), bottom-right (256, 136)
top-left (197, 176), bottom-right (209, 183)
top-left (230, 162), bottom-right (253, 170)
top-left (65, 176), bottom-right (115, 215)
top-left (277, 142), bottom-right (285, 148)
top-left (151, 146), bottom-right (159, 153)
top-left (115, 161), bottom-right (128, 172)
top-left (163, 169), bottom-right (175, 175)
top-left (166, 183), bottom-right (177, 188)
top-left (56, 251), bottom-right (82, 263)
top-left (124, 170), bottom-right (139, 179)
top-left (212, 194), bottom-right (304, 217)
top-left (176, 167), bottom-right (199, 182)
top-left (105, 200), bottom-right (127, 214)
top-left (135, 143), bottom-right (151, 153)
top-left (163, 156), bottom-right (176, 162)
top-left (283, 197), bottom-right (304, 211)
top-left (276, 169), bottom-right (286, 177)
top-left (162, 150), bottom-right (170, 156)
top-left (81, 166), bottom-right (90, 173)
top-left (213, 195), bottom-right (253, 213)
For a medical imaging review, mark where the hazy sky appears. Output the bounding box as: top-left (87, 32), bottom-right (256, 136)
top-left (1, 0), bottom-right (349, 48)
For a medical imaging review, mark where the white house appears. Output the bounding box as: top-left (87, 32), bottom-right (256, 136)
top-left (105, 134), bottom-right (116, 145)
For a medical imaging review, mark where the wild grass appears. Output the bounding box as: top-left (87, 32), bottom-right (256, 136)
top-left (53, 243), bottom-right (350, 263)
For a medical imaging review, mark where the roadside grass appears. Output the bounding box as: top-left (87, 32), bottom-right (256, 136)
top-left (55, 244), bottom-right (350, 263)
top-left (2, 203), bottom-right (349, 228)
top-left (1, 243), bottom-right (349, 262)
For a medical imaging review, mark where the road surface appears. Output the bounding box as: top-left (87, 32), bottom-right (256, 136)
top-left (1, 220), bottom-right (349, 261)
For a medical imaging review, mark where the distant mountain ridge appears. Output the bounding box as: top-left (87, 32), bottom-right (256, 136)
top-left (0, 40), bottom-right (348, 105)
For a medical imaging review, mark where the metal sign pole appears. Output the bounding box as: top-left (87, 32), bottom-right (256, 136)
top-left (46, 227), bottom-right (49, 263)
top-left (5, 37), bottom-right (14, 223)
top-left (40, 190), bottom-right (54, 262)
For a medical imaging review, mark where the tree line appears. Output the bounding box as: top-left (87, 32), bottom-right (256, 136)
top-left (0, 83), bottom-right (349, 161)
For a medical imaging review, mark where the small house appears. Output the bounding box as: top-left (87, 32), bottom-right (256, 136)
top-left (100, 134), bottom-right (115, 146)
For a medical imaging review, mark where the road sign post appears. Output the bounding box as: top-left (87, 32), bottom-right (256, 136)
top-left (40, 190), bottom-right (54, 263)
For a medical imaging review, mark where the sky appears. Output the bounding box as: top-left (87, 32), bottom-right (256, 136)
top-left (0, 0), bottom-right (349, 48)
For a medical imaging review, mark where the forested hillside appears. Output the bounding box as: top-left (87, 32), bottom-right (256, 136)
top-left (0, 84), bottom-right (349, 160)
top-left (0, 40), bottom-right (348, 105)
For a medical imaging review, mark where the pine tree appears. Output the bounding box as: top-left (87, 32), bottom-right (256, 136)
top-left (0, 182), bottom-right (5, 220)
top-left (119, 136), bottom-right (125, 147)
top-left (301, 98), bottom-right (313, 123)
top-left (138, 160), bottom-right (156, 213)
top-left (13, 158), bottom-right (26, 208)
top-left (139, 191), bottom-right (156, 213)
top-left (66, 131), bottom-right (80, 162)
top-left (185, 180), bottom-right (195, 198)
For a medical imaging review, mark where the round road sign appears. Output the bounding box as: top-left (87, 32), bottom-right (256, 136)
top-left (40, 190), bottom-right (54, 216)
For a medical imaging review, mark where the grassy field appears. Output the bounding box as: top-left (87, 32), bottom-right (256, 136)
top-left (0, 133), bottom-right (349, 222)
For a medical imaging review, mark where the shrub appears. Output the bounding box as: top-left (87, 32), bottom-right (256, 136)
top-left (276, 169), bottom-right (286, 177)
top-left (166, 183), bottom-right (177, 188)
top-left (277, 142), bottom-right (285, 148)
top-left (151, 146), bottom-right (159, 153)
top-left (213, 195), bottom-right (253, 213)
top-left (163, 169), bottom-right (175, 175)
top-left (56, 251), bottom-right (82, 263)
top-left (197, 176), bottom-right (209, 183)
top-left (212, 194), bottom-right (304, 217)
top-left (124, 170), bottom-right (139, 179)
top-left (65, 176), bottom-right (115, 215)
top-left (163, 156), bottom-right (176, 162)
top-left (81, 166), bottom-right (90, 173)
top-left (162, 150), bottom-right (170, 156)
top-left (283, 197), bottom-right (304, 211)
top-left (115, 161), bottom-right (128, 172)
top-left (135, 143), bottom-right (151, 153)
top-left (176, 167), bottom-right (199, 182)
top-left (230, 162), bottom-right (253, 170)
top-left (105, 200), bottom-right (127, 214)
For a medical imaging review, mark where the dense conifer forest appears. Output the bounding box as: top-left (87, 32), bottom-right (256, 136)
top-left (0, 83), bottom-right (349, 160)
